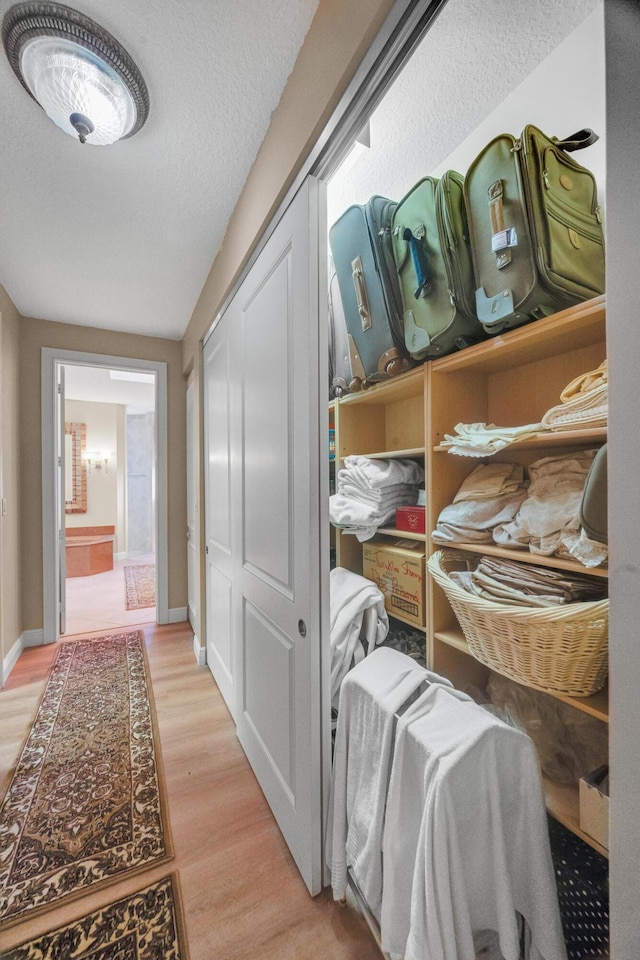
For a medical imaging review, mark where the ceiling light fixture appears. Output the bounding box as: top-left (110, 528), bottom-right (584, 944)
top-left (2, 2), bottom-right (149, 145)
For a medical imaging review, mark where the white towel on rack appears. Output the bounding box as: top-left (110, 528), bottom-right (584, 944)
top-left (326, 647), bottom-right (451, 917)
top-left (380, 685), bottom-right (566, 960)
top-left (329, 567), bottom-right (389, 708)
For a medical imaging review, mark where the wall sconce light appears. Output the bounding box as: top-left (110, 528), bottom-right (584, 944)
top-left (2, 2), bottom-right (149, 145)
top-left (83, 451), bottom-right (112, 473)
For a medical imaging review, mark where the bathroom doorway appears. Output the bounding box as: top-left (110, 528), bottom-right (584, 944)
top-left (63, 364), bottom-right (157, 635)
top-left (42, 348), bottom-right (169, 644)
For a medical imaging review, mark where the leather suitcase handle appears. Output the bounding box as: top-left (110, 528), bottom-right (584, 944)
top-left (554, 128), bottom-right (599, 153)
top-left (350, 256), bottom-right (372, 331)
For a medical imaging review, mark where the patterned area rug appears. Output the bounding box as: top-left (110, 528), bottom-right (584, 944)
top-left (3, 874), bottom-right (188, 960)
top-left (124, 564), bottom-right (156, 610)
top-left (0, 631), bottom-right (172, 927)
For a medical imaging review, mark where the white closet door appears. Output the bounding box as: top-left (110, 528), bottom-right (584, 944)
top-left (236, 177), bottom-right (324, 894)
top-left (186, 379), bottom-right (198, 635)
top-left (56, 363), bottom-right (66, 635)
top-left (203, 314), bottom-right (238, 719)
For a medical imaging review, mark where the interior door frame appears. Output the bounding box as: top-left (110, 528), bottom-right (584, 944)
top-left (41, 347), bottom-right (169, 643)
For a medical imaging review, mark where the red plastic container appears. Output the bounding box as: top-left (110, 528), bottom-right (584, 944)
top-left (395, 505), bottom-right (426, 534)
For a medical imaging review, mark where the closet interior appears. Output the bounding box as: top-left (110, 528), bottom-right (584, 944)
top-left (326, 2), bottom-right (608, 956)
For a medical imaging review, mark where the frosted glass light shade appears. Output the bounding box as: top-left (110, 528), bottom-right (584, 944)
top-left (20, 37), bottom-right (136, 145)
top-left (2, 3), bottom-right (149, 145)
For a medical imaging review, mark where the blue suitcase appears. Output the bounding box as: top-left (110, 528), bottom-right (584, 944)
top-left (329, 196), bottom-right (413, 389)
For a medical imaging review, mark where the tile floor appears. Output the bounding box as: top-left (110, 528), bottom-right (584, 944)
top-left (64, 553), bottom-right (156, 637)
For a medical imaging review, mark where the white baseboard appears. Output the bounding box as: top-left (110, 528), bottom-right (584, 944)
top-left (22, 628), bottom-right (45, 647)
top-left (168, 606), bottom-right (187, 624)
top-left (193, 634), bottom-right (206, 667)
top-left (0, 628), bottom-right (44, 686)
top-left (114, 551), bottom-right (128, 561)
top-left (2, 638), bottom-right (22, 686)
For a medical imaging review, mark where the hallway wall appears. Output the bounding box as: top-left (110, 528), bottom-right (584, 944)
top-left (0, 286), bottom-right (21, 672)
top-left (19, 316), bottom-right (187, 630)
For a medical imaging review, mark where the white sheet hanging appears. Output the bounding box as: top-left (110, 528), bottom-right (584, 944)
top-left (326, 647), bottom-right (452, 918)
top-left (329, 566), bottom-right (389, 708)
top-left (380, 684), bottom-right (566, 960)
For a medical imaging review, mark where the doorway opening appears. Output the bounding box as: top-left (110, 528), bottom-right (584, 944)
top-left (42, 348), bottom-right (169, 644)
top-left (63, 363), bottom-right (157, 636)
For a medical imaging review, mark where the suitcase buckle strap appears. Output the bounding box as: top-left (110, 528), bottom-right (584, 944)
top-left (488, 179), bottom-right (518, 269)
top-left (402, 227), bottom-right (431, 298)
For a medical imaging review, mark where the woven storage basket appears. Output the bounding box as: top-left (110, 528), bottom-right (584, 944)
top-left (427, 550), bottom-right (609, 696)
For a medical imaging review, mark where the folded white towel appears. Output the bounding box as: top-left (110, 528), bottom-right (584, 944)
top-left (431, 488), bottom-right (529, 545)
top-left (441, 422), bottom-right (544, 457)
top-left (343, 455), bottom-right (425, 488)
top-left (541, 360), bottom-right (608, 431)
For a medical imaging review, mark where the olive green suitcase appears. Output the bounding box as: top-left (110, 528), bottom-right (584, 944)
top-left (465, 125), bottom-right (605, 334)
top-left (391, 171), bottom-right (487, 360)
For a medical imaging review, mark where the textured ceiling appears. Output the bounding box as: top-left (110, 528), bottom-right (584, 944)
top-left (0, 0), bottom-right (319, 339)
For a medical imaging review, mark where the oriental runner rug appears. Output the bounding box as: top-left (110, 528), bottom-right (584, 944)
top-left (0, 631), bottom-right (172, 928)
top-left (3, 874), bottom-right (189, 960)
top-left (124, 564), bottom-right (156, 610)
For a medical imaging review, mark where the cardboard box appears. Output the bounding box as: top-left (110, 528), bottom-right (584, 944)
top-left (362, 538), bottom-right (425, 627)
top-left (395, 505), bottom-right (426, 534)
top-left (579, 764), bottom-right (609, 850)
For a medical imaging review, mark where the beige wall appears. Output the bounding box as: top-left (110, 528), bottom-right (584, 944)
top-left (0, 287), bottom-right (22, 670)
top-left (181, 0), bottom-right (395, 371)
top-left (20, 317), bottom-right (187, 630)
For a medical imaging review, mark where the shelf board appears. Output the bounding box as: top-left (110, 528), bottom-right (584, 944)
top-left (339, 447), bottom-right (425, 462)
top-left (376, 526), bottom-right (427, 542)
top-left (437, 541), bottom-right (608, 579)
top-left (336, 366), bottom-right (425, 405)
top-left (433, 629), bottom-right (609, 722)
top-left (433, 426), bottom-right (607, 453)
top-left (431, 295), bottom-right (606, 376)
top-left (544, 779), bottom-right (608, 859)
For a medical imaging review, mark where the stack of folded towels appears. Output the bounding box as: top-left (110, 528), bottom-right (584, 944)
top-left (329, 456), bottom-right (424, 542)
top-left (541, 359), bottom-right (607, 431)
top-left (431, 462), bottom-right (529, 545)
top-left (450, 555), bottom-right (607, 607)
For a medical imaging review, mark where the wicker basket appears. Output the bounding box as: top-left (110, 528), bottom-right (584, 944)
top-left (427, 550), bottom-right (609, 697)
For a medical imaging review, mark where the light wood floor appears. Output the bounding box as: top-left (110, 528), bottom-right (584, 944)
top-left (0, 622), bottom-right (381, 959)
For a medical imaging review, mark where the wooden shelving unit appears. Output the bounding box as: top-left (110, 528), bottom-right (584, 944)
top-left (330, 295), bottom-right (609, 856)
top-left (428, 295), bottom-right (608, 855)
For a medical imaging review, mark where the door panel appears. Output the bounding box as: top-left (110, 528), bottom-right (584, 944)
top-left (186, 380), bottom-right (198, 631)
top-left (242, 253), bottom-right (293, 590)
top-left (56, 364), bottom-right (66, 635)
top-left (235, 177), bottom-right (324, 895)
top-left (243, 600), bottom-right (294, 794)
top-left (203, 319), bottom-right (237, 718)
top-left (202, 177), bottom-right (325, 894)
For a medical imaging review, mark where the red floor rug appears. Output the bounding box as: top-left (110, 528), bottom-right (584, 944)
top-left (3, 874), bottom-right (189, 960)
top-left (124, 564), bottom-right (156, 610)
top-left (0, 631), bottom-right (172, 927)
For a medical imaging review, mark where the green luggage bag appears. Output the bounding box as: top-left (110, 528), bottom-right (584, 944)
top-left (465, 125), bottom-right (605, 334)
top-left (391, 171), bottom-right (487, 360)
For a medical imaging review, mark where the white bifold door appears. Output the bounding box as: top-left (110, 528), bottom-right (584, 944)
top-left (203, 176), bottom-right (327, 895)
